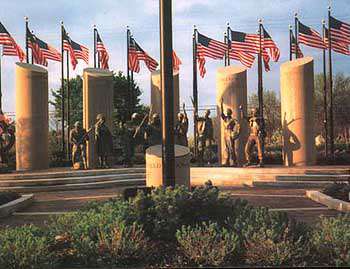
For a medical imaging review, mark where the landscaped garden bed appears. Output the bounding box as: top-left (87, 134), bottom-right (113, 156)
top-left (0, 183), bottom-right (349, 268)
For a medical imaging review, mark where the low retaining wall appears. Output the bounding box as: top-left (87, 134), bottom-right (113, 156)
top-left (0, 194), bottom-right (34, 218)
top-left (306, 190), bottom-right (350, 212)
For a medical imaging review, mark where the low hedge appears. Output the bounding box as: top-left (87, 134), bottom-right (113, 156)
top-left (0, 184), bottom-right (349, 268)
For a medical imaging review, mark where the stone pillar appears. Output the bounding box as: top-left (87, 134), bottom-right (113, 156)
top-left (151, 70), bottom-right (179, 121)
top-left (146, 145), bottom-right (190, 188)
top-left (83, 68), bottom-right (114, 169)
top-left (280, 57), bottom-right (316, 166)
top-left (15, 63), bottom-right (48, 171)
top-left (216, 66), bottom-right (248, 165)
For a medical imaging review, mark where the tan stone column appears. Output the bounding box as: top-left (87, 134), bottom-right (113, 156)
top-left (150, 70), bottom-right (179, 121)
top-left (15, 63), bottom-right (48, 171)
top-left (146, 145), bottom-right (190, 188)
top-left (83, 68), bottom-right (114, 168)
top-left (280, 57), bottom-right (316, 166)
top-left (216, 66), bottom-right (248, 165)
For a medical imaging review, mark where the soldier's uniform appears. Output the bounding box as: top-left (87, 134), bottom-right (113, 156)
top-left (95, 114), bottom-right (113, 168)
top-left (221, 110), bottom-right (240, 166)
top-left (144, 114), bottom-right (162, 147)
top-left (175, 113), bottom-right (189, 146)
top-left (245, 111), bottom-right (265, 166)
top-left (197, 111), bottom-right (214, 164)
top-left (70, 123), bottom-right (88, 169)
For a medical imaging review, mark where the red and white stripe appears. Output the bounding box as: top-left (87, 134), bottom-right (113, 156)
top-left (299, 29), bottom-right (327, 50)
top-left (330, 16), bottom-right (350, 45)
top-left (97, 42), bottom-right (109, 70)
top-left (229, 49), bottom-right (255, 68)
top-left (172, 50), bottom-right (182, 71)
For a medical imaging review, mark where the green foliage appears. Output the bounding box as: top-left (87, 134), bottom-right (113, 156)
top-left (311, 214), bottom-right (350, 267)
top-left (0, 225), bottom-right (55, 269)
top-left (323, 183), bottom-right (350, 202)
top-left (176, 222), bottom-right (239, 267)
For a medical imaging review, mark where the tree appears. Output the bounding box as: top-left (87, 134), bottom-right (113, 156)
top-left (50, 72), bottom-right (148, 128)
top-left (249, 90), bottom-right (281, 144)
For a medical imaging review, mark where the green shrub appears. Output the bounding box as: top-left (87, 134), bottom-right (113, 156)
top-left (176, 222), bottom-right (239, 267)
top-left (244, 227), bottom-right (308, 266)
top-left (311, 214), bottom-right (350, 266)
top-left (0, 225), bottom-right (55, 269)
top-left (98, 221), bottom-right (151, 266)
top-left (323, 183), bottom-right (350, 202)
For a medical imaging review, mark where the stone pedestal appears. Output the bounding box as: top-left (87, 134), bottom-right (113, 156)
top-left (146, 145), bottom-right (190, 188)
top-left (280, 57), bottom-right (316, 166)
top-left (216, 66), bottom-right (248, 165)
top-left (83, 68), bottom-right (114, 168)
top-left (15, 63), bottom-right (48, 171)
top-left (150, 70), bottom-right (179, 121)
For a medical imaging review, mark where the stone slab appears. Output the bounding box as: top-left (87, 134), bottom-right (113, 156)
top-left (306, 190), bottom-right (350, 212)
top-left (0, 194), bottom-right (34, 218)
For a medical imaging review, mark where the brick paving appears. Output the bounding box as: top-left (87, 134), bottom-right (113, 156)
top-left (0, 186), bottom-right (341, 228)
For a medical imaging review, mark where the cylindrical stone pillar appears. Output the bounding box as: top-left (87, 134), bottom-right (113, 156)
top-left (216, 66), bottom-right (248, 165)
top-left (151, 70), bottom-right (179, 121)
top-left (280, 57), bottom-right (316, 166)
top-left (15, 63), bottom-right (48, 171)
top-left (146, 145), bottom-right (190, 188)
top-left (83, 68), bottom-right (114, 169)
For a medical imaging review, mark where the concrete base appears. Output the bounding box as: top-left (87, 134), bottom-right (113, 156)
top-left (145, 145), bottom-right (190, 188)
top-left (306, 190), bottom-right (350, 212)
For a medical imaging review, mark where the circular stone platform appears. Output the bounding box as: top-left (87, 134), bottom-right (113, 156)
top-left (145, 145), bottom-right (191, 188)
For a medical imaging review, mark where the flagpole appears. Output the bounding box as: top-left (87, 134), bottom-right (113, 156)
top-left (224, 32), bottom-right (228, 66)
top-left (25, 16), bottom-right (29, 63)
top-left (61, 21), bottom-right (66, 158)
top-left (97, 29), bottom-right (100, 69)
top-left (93, 25), bottom-right (97, 68)
top-left (322, 20), bottom-right (329, 162)
top-left (126, 26), bottom-right (132, 120)
top-left (31, 30), bottom-right (34, 64)
top-left (192, 25), bottom-right (198, 160)
top-left (289, 25), bottom-right (293, 61)
top-left (258, 20), bottom-right (264, 121)
top-left (328, 5), bottom-right (335, 161)
top-left (66, 43), bottom-right (70, 161)
top-left (295, 13), bottom-right (299, 59)
top-left (227, 22), bottom-right (230, 66)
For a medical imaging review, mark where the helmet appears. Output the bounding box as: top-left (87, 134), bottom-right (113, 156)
top-left (74, 121), bottom-right (81, 128)
top-left (131, 113), bottom-right (139, 120)
top-left (177, 112), bottom-right (184, 120)
top-left (226, 108), bottom-right (233, 116)
top-left (96, 113), bottom-right (105, 122)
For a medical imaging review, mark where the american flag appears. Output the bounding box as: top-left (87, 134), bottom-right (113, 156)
top-left (0, 22), bottom-right (25, 61)
top-left (63, 27), bottom-right (89, 70)
top-left (26, 27), bottom-right (47, 66)
top-left (196, 32), bottom-right (226, 77)
top-left (35, 36), bottom-right (61, 63)
top-left (298, 21), bottom-right (327, 50)
top-left (291, 31), bottom-right (304, 58)
top-left (172, 50), bottom-right (182, 71)
top-left (262, 26), bottom-right (280, 62)
top-left (330, 16), bottom-right (350, 46)
top-left (96, 30), bottom-right (109, 69)
top-left (230, 30), bottom-right (260, 54)
top-left (128, 37), bottom-right (158, 73)
top-left (228, 49), bottom-right (255, 68)
top-left (324, 27), bottom-right (350, 56)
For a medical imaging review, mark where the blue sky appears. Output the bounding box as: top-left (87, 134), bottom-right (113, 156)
top-left (0, 0), bottom-right (349, 113)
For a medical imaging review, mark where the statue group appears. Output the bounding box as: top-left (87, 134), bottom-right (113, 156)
top-left (69, 101), bottom-right (265, 169)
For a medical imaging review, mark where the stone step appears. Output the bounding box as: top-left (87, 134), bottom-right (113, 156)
top-left (0, 178), bottom-right (146, 193)
top-left (276, 174), bottom-right (350, 182)
top-left (0, 168), bottom-right (146, 181)
top-left (0, 173), bottom-right (146, 187)
top-left (253, 180), bottom-right (341, 189)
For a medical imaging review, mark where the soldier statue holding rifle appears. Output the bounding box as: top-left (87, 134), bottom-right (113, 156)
top-left (95, 113), bottom-right (113, 168)
top-left (70, 121), bottom-right (89, 169)
top-left (175, 103), bottom-right (189, 146)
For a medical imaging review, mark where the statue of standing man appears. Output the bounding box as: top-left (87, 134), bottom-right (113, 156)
top-left (70, 121), bottom-right (89, 169)
top-left (95, 114), bottom-right (113, 168)
top-left (175, 103), bottom-right (189, 146)
top-left (196, 109), bottom-right (214, 165)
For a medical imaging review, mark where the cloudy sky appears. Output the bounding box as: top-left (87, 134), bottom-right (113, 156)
top-left (0, 0), bottom-right (349, 113)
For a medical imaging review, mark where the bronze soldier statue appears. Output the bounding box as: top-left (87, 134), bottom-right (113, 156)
top-left (175, 103), bottom-right (189, 146)
top-left (0, 110), bottom-right (15, 165)
top-left (134, 107), bottom-right (161, 148)
top-left (240, 106), bottom-right (265, 167)
top-left (220, 99), bottom-right (240, 167)
top-left (196, 109), bottom-right (214, 165)
top-left (70, 121), bottom-right (88, 169)
top-left (95, 114), bottom-right (113, 168)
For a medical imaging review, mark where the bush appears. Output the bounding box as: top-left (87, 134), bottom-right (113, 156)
top-left (311, 214), bottom-right (350, 266)
top-left (323, 183), bottom-right (350, 202)
top-left (176, 222), bottom-right (239, 267)
top-left (0, 225), bottom-right (55, 269)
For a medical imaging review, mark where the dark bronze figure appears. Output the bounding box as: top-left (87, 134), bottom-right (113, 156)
top-left (70, 121), bottom-right (88, 169)
top-left (0, 111), bottom-right (15, 165)
top-left (196, 109), bottom-right (214, 164)
top-left (134, 107), bottom-right (161, 148)
top-left (240, 106), bottom-right (265, 167)
top-left (175, 103), bottom-right (189, 146)
top-left (95, 114), bottom-right (113, 168)
top-left (220, 99), bottom-right (240, 167)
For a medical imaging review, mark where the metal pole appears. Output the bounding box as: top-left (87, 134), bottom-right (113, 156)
top-left (224, 32), bottom-right (228, 66)
top-left (328, 6), bottom-right (335, 160)
top-left (61, 22), bottom-right (65, 158)
top-left (322, 20), bottom-right (328, 162)
top-left (227, 23), bottom-right (231, 66)
top-left (192, 26), bottom-right (198, 160)
top-left (31, 30), bottom-right (34, 64)
top-left (258, 20), bottom-right (264, 121)
top-left (93, 25), bottom-right (97, 68)
top-left (25, 17), bottom-right (29, 63)
top-left (289, 26), bottom-right (292, 61)
top-left (159, 0), bottom-right (175, 186)
top-left (126, 26), bottom-right (131, 120)
top-left (295, 13), bottom-right (299, 59)
top-left (66, 48), bottom-right (70, 160)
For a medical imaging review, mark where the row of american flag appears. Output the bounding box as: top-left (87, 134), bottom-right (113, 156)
top-left (0, 14), bottom-right (349, 76)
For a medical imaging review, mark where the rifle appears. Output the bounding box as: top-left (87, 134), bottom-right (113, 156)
top-left (133, 106), bottom-right (153, 139)
top-left (75, 118), bottom-right (103, 146)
